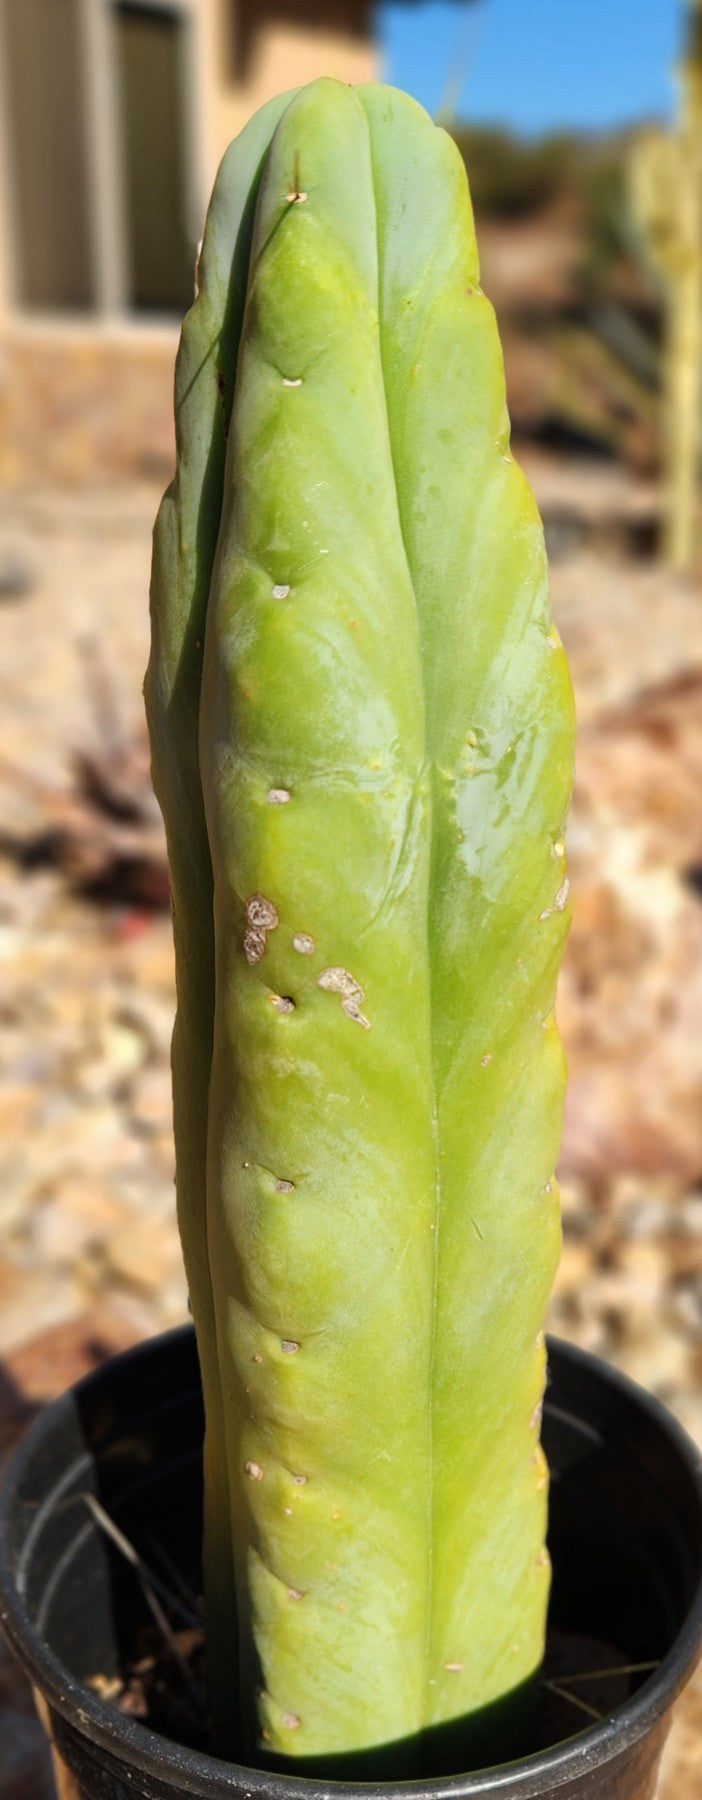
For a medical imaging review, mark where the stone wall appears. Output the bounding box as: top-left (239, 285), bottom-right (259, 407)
top-left (0, 327), bottom-right (177, 486)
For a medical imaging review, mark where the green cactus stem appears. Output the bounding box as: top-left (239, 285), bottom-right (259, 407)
top-left (147, 78), bottom-right (574, 1776)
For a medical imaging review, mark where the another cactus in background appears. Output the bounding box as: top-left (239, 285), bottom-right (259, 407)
top-left (629, 0), bottom-right (702, 573)
top-left (146, 79), bottom-right (574, 1776)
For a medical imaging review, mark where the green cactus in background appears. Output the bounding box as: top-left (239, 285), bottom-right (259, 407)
top-left (629, 0), bottom-right (702, 573)
top-left (146, 79), bottom-right (574, 1776)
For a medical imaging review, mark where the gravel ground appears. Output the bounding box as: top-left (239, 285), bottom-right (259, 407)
top-left (0, 464), bottom-right (701, 1794)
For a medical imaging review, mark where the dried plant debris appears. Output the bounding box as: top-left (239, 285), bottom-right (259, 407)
top-left (0, 635), bottom-right (168, 908)
top-left (87, 1624), bottom-right (213, 1748)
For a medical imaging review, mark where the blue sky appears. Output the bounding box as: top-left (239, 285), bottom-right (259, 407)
top-left (378, 0), bottom-right (683, 136)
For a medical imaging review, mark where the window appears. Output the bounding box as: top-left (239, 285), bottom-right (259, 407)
top-left (112, 2), bottom-right (194, 311)
top-left (1, 0), bottom-right (94, 308)
top-left (0, 0), bottom-right (198, 315)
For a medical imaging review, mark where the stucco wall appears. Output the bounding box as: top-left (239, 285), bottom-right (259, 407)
top-left (208, 0), bottom-right (378, 163)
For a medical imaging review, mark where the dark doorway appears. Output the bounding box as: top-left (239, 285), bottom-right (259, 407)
top-left (112, 1), bottom-right (195, 312)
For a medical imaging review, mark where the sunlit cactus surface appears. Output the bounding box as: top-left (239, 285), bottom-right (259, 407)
top-left (146, 78), bottom-right (575, 1775)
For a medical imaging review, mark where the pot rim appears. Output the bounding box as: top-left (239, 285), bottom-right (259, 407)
top-left (1, 1329), bottom-right (701, 1797)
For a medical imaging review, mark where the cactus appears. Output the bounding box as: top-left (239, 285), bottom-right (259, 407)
top-left (629, 1), bottom-right (702, 572)
top-left (146, 78), bottom-right (574, 1776)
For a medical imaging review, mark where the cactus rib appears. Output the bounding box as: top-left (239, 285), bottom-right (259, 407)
top-left (145, 88), bottom-right (299, 1729)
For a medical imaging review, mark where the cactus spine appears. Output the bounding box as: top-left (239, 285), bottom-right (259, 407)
top-left (147, 80), bottom-right (574, 1775)
top-left (629, 0), bottom-right (702, 572)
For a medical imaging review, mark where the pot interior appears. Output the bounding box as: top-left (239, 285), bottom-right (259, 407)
top-left (5, 1328), bottom-right (702, 1768)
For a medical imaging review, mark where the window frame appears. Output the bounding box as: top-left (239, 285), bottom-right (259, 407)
top-left (0, 0), bottom-right (206, 322)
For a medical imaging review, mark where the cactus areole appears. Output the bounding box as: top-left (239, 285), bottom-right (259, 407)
top-left (146, 79), bottom-right (575, 1778)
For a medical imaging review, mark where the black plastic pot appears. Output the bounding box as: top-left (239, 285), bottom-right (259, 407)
top-left (1, 1327), bottom-right (701, 1800)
